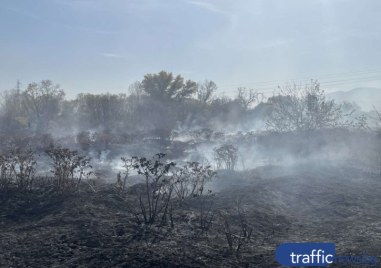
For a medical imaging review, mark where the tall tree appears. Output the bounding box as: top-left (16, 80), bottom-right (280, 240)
top-left (236, 87), bottom-right (263, 110)
top-left (75, 93), bottom-right (128, 129)
top-left (23, 80), bottom-right (65, 131)
top-left (197, 80), bottom-right (217, 104)
top-left (141, 71), bottom-right (197, 101)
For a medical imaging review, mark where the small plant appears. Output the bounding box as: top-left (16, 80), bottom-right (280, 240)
top-left (45, 147), bottom-right (92, 192)
top-left (116, 157), bottom-right (133, 194)
top-left (221, 199), bottom-right (253, 257)
top-left (198, 189), bottom-right (215, 234)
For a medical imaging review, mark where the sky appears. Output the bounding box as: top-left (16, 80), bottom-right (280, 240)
top-left (1, 0), bottom-right (381, 98)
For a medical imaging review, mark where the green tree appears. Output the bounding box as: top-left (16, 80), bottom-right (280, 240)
top-left (141, 71), bottom-right (197, 101)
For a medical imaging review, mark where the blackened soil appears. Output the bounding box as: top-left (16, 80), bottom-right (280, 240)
top-left (0, 164), bottom-right (380, 267)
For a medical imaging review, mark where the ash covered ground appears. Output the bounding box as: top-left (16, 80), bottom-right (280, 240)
top-left (0, 142), bottom-right (380, 267)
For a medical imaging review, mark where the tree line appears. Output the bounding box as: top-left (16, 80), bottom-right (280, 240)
top-left (0, 71), bottom-right (366, 141)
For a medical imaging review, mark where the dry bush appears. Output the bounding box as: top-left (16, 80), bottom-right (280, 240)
top-left (115, 157), bottom-right (133, 194)
top-left (172, 162), bottom-right (216, 233)
top-left (198, 189), bottom-right (215, 234)
top-left (0, 148), bottom-right (36, 190)
top-left (220, 200), bottom-right (253, 257)
top-left (117, 154), bottom-right (216, 234)
top-left (121, 154), bottom-right (218, 231)
top-left (0, 154), bottom-right (13, 189)
top-left (45, 147), bottom-right (92, 192)
top-left (10, 148), bottom-right (36, 190)
top-left (124, 153), bottom-right (175, 225)
top-left (173, 161), bottom-right (216, 206)
top-left (214, 144), bottom-right (238, 170)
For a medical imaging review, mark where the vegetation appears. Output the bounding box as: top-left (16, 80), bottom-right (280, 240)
top-left (266, 80), bottom-right (342, 131)
top-left (214, 144), bottom-right (239, 170)
top-left (0, 71), bottom-right (380, 267)
top-left (0, 148), bottom-right (36, 191)
top-left (221, 200), bottom-right (254, 257)
top-left (45, 147), bottom-right (92, 192)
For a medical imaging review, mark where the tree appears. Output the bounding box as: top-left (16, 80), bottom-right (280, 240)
top-left (141, 71), bottom-right (197, 101)
top-left (23, 80), bottom-right (65, 131)
top-left (0, 88), bottom-right (28, 132)
top-left (197, 80), bottom-right (217, 104)
top-left (75, 93), bottom-right (128, 129)
top-left (128, 81), bottom-right (145, 103)
top-left (131, 71), bottom-right (199, 139)
top-left (266, 80), bottom-right (343, 132)
top-left (214, 144), bottom-right (238, 170)
top-left (236, 87), bottom-right (263, 110)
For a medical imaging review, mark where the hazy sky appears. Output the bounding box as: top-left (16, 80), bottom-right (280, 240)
top-left (1, 0), bottom-right (381, 97)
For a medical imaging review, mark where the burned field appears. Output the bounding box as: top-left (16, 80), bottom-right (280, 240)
top-left (0, 145), bottom-right (380, 267)
top-left (1, 76), bottom-right (381, 267)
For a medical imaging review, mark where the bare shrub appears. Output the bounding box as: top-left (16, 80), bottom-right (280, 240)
top-left (45, 147), bottom-right (92, 192)
top-left (10, 148), bottom-right (36, 190)
top-left (214, 144), bottom-right (238, 170)
top-left (0, 155), bottom-right (13, 189)
top-left (0, 148), bottom-right (37, 190)
top-left (173, 162), bottom-right (216, 205)
top-left (198, 189), bottom-right (215, 234)
top-left (221, 200), bottom-right (253, 257)
top-left (116, 157), bottom-right (133, 194)
top-left (121, 155), bottom-right (217, 229)
top-left (125, 153), bottom-right (175, 225)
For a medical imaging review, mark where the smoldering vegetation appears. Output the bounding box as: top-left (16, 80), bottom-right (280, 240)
top-left (0, 72), bottom-right (380, 267)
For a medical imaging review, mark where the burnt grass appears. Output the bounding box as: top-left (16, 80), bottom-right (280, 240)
top-left (1, 164), bottom-right (380, 267)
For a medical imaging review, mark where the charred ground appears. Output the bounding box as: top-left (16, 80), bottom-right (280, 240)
top-left (0, 162), bottom-right (380, 267)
